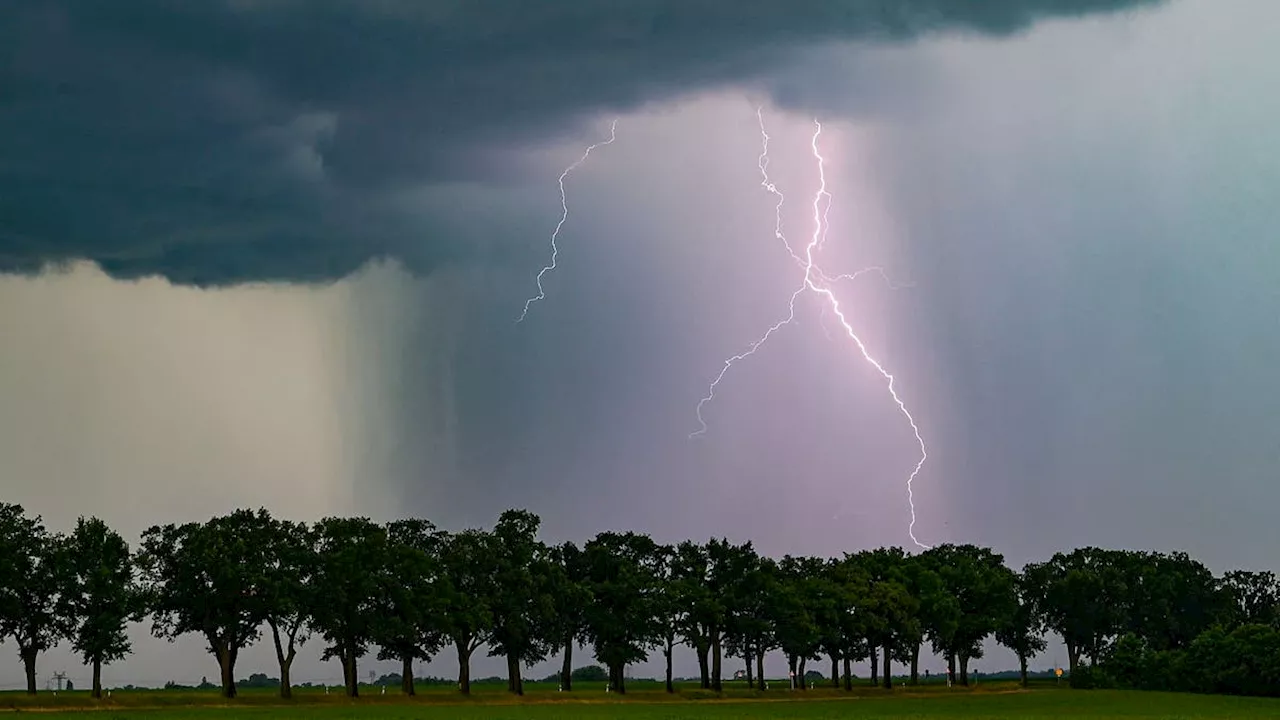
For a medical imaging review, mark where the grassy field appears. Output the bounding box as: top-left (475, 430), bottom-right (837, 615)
top-left (4, 682), bottom-right (1280, 718)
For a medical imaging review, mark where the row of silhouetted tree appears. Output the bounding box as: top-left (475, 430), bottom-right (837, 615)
top-left (2, 503), bottom-right (1278, 700)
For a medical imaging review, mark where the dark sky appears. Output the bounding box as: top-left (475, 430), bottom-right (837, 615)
top-left (4, 0), bottom-right (1279, 689)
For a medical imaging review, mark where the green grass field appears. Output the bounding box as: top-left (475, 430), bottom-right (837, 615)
top-left (4, 682), bottom-right (1280, 718)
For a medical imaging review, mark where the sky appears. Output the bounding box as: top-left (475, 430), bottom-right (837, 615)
top-left (3, 0), bottom-right (1279, 690)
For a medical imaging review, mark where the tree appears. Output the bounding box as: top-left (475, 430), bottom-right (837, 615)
top-left (1127, 551), bottom-right (1224, 651)
top-left (651, 544), bottom-right (679, 693)
top-left (671, 541), bottom-right (717, 689)
top-left (1221, 570), bottom-right (1280, 628)
top-left (570, 664), bottom-right (608, 682)
top-left (547, 541), bottom-right (592, 692)
top-left (374, 519), bottom-right (445, 696)
top-left (487, 510), bottom-right (557, 695)
top-left (812, 560), bottom-right (849, 691)
top-left (850, 548), bottom-right (919, 689)
top-left (1027, 547), bottom-right (1131, 673)
top-left (923, 544), bottom-right (1015, 685)
top-left (706, 539), bottom-right (759, 692)
top-left (826, 556), bottom-right (871, 692)
top-left (915, 552), bottom-right (961, 687)
top-left (259, 517), bottom-right (316, 699)
top-left (0, 504), bottom-right (64, 695)
top-left (57, 516), bottom-right (140, 699)
top-left (310, 517), bottom-right (386, 697)
top-left (730, 553), bottom-right (780, 691)
top-left (670, 538), bottom-right (755, 692)
top-left (436, 528), bottom-right (496, 694)
top-left (770, 556), bottom-right (826, 690)
top-left (899, 553), bottom-right (948, 686)
top-left (868, 575), bottom-right (918, 689)
top-left (137, 510), bottom-right (273, 698)
top-left (995, 568), bottom-right (1047, 687)
top-left (582, 531), bottom-right (663, 694)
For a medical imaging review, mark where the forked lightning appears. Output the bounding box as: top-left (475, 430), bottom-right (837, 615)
top-left (692, 110), bottom-right (931, 550)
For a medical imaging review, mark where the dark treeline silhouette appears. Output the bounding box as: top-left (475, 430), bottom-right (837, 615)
top-left (2, 503), bottom-right (1278, 700)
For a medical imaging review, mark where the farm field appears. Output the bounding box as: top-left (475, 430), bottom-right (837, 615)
top-left (5, 683), bottom-right (1280, 719)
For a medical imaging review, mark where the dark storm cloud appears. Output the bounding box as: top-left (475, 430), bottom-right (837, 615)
top-left (0, 0), bottom-right (1161, 285)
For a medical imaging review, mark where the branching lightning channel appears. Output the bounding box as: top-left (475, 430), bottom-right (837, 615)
top-left (691, 110), bottom-right (931, 550)
top-left (517, 118), bottom-right (619, 323)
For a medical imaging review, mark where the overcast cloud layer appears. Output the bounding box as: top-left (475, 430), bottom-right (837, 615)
top-left (5, 0), bottom-right (1280, 694)
top-left (3, 0), bottom-right (1158, 283)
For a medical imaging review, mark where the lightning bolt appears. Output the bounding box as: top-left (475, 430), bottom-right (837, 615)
top-left (691, 110), bottom-right (931, 550)
top-left (517, 119), bottom-right (619, 323)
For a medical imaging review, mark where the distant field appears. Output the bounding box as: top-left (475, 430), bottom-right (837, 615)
top-left (5, 683), bottom-right (1280, 718)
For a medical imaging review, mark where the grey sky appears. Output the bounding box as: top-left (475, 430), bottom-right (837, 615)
top-left (3, 0), bottom-right (1279, 690)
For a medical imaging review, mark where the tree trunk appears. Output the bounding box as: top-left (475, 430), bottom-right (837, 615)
top-left (92, 657), bottom-right (103, 699)
top-left (831, 655), bottom-right (840, 688)
top-left (869, 645), bottom-right (879, 686)
top-left (664, 643), bottom-right (674, 693)
top-left (611, 662), bottom-right (627, 694)
top-left (756, 650), bottom-right (765, 691)
top-left (215, 643), bottom-right (237, 699)
top-left (745, 647), bottom-right (755, 688)
top-left (506, 653), bottom-right (523, 695)
top-left (1018, 652), bottom-right (1029, 688)
top-left (269, 622), bottom-right (299, 700)
top-left (843, 657), bottom-right (853, 691)
top-left (910, 642), bottom-right (920, 685)
top-left (561, 637), bottom-right (573, 691)
top-left (346, 650), bottom-right (360, 697)
top-left (882, 646), bottom-right (892, 689)
top-left (711, 629), bottom-right (723, 692)
top-left (456, 640), bottom-right (472, 695)
top-left (799, 656), bottom-right (808, 690)
top-left (21, 648), bottom-right (37, 695)
top-left (402, 655), bottom-right (415, 696)
top-left (1066, 640), bottom-right (1080, 674)
top-left (959, 653), bottom-right (970, 687)
top-left (947, 652), bottom-right (957, 687)
top-left (279, 657), bottom-right (293, 700)
top-left (788, 654), bottom-right (797, 688)
top-left (697, 641), bottom-right (711, 689)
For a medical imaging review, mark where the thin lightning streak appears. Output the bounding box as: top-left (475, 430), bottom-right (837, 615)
top-left (818, 301), bottom-right (835, 342)
top-left (757, 107), bottom-right (803, 267)
top-left (690, 287), bottom-right (805, 439)
top-left (690, 107), bottom-right (805, 439)
top-left (818, 166), bottom-right (833, 251)
top-left (822, 265), bottom-right (914, 290)
top-left (690, 111), bottom-right (931, 550)
top-left (517, 119), bottom-right (619, 323)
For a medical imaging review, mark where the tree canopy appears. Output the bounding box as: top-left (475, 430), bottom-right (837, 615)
top-left (3, 503), bottom-right (1278, 701)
